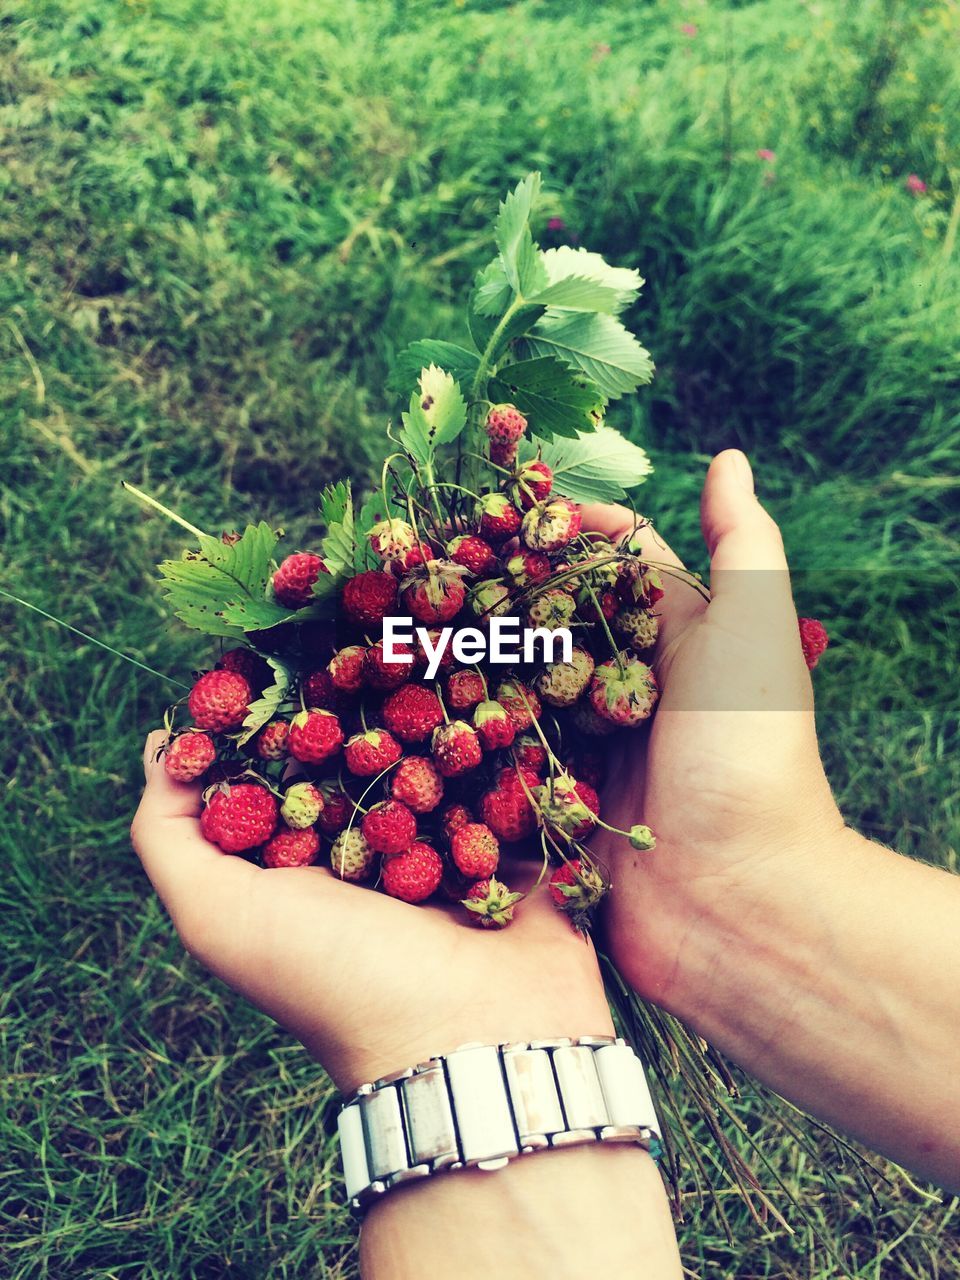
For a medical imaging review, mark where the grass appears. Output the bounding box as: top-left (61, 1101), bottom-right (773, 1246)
top-left (1, 0), bottom-right (958, 1274)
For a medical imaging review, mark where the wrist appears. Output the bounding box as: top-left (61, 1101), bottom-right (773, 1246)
top-left (360, 1143), bottom-right (680, 1280)
top-left (638, 823), bottom-right (868, 1057)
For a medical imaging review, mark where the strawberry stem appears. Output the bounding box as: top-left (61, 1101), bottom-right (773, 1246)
top-left (121, 481), bottom-right (207, 540)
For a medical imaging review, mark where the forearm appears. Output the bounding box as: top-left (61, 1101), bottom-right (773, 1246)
top-left (665, 828), bottom-right (960, 1187)
top-left (360, 1143), bottom-right (682, 1279)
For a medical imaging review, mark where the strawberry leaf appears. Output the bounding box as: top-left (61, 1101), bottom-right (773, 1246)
top-left (237, 658), bottom-right (294, 745)
top-left (525, 311), bottom-right (654, 400)
top-left (399, 365), bottom-right (467, 466)
top-left (488, 357), bottom-right (604, 438)
top-left (388, 341), bottom-right (479, 394)
top-left (539, 246), bottom-right (643, 312)
top-left (319, 481), bottom-right (356, 577)
top-left (495, 172), bottom-right (543, 294)
top-left (533, 426), bottom-right (653, 502)
top-left (158, 522), bottom-right (280, 639)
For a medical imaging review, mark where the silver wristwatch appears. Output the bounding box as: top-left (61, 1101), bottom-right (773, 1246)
top-left (337, 1035), bottom-right (661, 1212)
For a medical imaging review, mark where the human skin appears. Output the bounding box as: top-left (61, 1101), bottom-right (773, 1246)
top-left (585, 449), bottom-right (960, 1191)
top-left (130, 749), bottom-right (682, 1278)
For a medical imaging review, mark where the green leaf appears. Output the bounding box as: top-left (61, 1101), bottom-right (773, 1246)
top-left (388, 341), bottom-right (479, 394)
top-left (158, 522), bottom-right (280, 639)
top-left (540, 246), bottom-right (643, 312)
top-left (527, 274), bottom-right (623, 314)
top-left (488, 357), bottom-right (605, 438)
top-left (534, 426), bottom-right (653, 503)
top-left (320, 481), bottom-right (355, 576)
top-left (238, 658), bottom-right (294, 745)
top-left (419, 365), bottom-right (467, 445)
top-left (472, 257), bottom-right (513, 319)
top-left (495, 172), bottom-right (542, 293)
top-left (525, 311), bottom-right (654, 400)
top-left (399, 365), bottom-right (467, 466)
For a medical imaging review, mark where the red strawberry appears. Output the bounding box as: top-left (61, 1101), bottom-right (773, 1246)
top-left (472, 699), bottom-right (515, 750)
top-left (510, 459), bottom-right (553, 510)
top-left (588, 656), bottom-right (658, 727)
top-left (440, 802), bottom-right (474, 844)
top-left (344, 728), bottom-right (403, 776)
top-left (799, 617), bottom-right (829, 669)
top-left (188, 669), bottom-right (251, 733)
top-left (391, 756), bottom-right (444, 813)
top-left (513, 734), bottom-right (548, 773)
top-left (218, 647), bottom-right (272, 693)
top-left (447, 534), bottom-right (496, 576)
top-left (413, 628), bottom-right (457, 674)
top-left (365, 639), bottom-right (415, 689)
top-left (382, 840), bottom-right (443, 903)
top-left (494, 764), bottom-right (542, 795)
top-left (382, 684), bottom-right (444, 744)
top-left (485, 404), bottom-right (527, 447)
top-left (445, 670), bottom-right (486, 713)
top-left (534, 774), bottom-right (600, 840)
top-left (288, 709), bottom-right (344, 764)
top-left (495, 680), bottom-right (541, 731)
top-left (399, 562), bottom-right (468, 625)
top-left (302, 668), bottom-right (336, 709)
top-left (273, 553), bottom-right (328, 608)
top-left (615, 560), bottom-right (664, 608)
top-left (200, 783), bottom-right (278, 853)
top-left (564, 748), bottom-right (605, 790)
top-left (362, 799), bottom-right (417, 854)
top-left (462, 876), bottom-right (523, 928)
top-left (328, 645), bottom-right (367, 693)
top-left (504, 549), bottom-right (552, 587)
top-left (342, 570), bottom-right (398, 628)
top-left (520, 498), bottom-right (582, 553)
top-left (480, 785), bottom-right (537, 843)
top-left (548, 857), bottom-right (607, 916)
top-left (475, 493), bottom-right (522, 544)
top-left (450, 822), bottom-right (500, 878)
top-left (163, 732), bottom-right (215, 782)
top-left (431, 720), bottom-right (483, 777)
top-left (262, 825), bottom-right (321, 868)
top-left (579, 587), bottom-right (619, 625)
top-left (317, 787), bottom-right (354, 836)
top-left (255, 719), bottom-right (290, 760)
top-left (390, 541), bottom-right (436, 575)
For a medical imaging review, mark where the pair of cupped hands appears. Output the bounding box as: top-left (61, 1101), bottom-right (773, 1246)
top-left (132, 449), bottom-right (841, 1093)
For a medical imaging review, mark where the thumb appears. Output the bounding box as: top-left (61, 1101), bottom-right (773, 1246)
top-left (698, 450), bottom-right (810, 707)
top-left (131, 730), bottom-right (258, 950)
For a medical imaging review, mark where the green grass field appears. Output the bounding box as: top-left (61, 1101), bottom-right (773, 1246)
top-left (2, 0), bottom-right (959, 1274)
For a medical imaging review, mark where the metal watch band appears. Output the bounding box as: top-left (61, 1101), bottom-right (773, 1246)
top-left (337, 1035), bottom-right (661, 1212)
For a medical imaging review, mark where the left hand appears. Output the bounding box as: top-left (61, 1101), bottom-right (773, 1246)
top-left (131, 730), bottom-right (614, 1092)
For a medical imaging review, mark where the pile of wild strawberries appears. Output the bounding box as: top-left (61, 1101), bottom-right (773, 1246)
top-left (160, 405), bottom-right (828, 929)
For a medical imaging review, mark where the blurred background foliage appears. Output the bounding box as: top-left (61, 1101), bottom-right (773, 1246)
top-left (1, 0), bottom-right (958, 1275)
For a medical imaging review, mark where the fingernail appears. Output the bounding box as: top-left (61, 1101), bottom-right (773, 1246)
top-left (729, 449), bottom-right (755, 494)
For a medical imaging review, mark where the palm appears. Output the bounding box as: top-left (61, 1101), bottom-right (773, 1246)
top-left (132, 743), bottom-right (613, 1091)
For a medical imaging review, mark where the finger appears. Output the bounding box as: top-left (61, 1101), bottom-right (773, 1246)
top-left (578, 503), bottom-right (706, 649)
top-left (131, 730), bottom-right (258, 928)
top-left (699, 450), bottom-right (810, 705)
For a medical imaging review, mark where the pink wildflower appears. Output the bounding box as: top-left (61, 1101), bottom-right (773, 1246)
top-left (905, 174), bottom-right (927, 195)
top-left (681, 23), bottom-right (698, 37)
top-left (757, 148), bottom-right (776, 163)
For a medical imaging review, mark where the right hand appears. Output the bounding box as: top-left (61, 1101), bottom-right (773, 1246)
top-left (584, 449), bottom-right (848, 1008)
